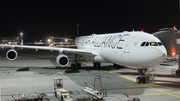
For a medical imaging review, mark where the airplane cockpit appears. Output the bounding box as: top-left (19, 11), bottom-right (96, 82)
top-left (140, 42), bottom-right (163, 46)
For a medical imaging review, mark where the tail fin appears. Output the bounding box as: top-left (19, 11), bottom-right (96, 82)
top-left (77, 13), bottom-right (81, 36)
top-left (77, 22), bottom-right (80, 36)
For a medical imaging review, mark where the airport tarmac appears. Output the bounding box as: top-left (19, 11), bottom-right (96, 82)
top-left (0, 49), bottom-right (180, 101)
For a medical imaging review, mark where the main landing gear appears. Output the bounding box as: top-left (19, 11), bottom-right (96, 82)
top-left (71, 54), bottom-right (82, 69)
top-left (71, 63), bottom-right (81, 69)
top-left (136, 69), bottom-right (148, 84)
top-left (93, 62), bottom-right (100, 68)
top-left (175, 70), bottom-right (180, 76)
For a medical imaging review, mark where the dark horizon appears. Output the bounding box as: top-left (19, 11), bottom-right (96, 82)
top-left (0, 0), bottom-right (180, 42)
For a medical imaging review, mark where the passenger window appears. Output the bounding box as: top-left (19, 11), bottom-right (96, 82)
top-left (141, 42), bottom-right (146, 46)
top-left (145, 42), bottom-right (149, 46)
top-left (150, 42), bottom-right (158, 46)
top-left (158, 42), bottom-right (163, 46)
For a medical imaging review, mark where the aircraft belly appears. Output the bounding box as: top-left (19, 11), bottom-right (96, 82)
top-left (112, 51), bottom-right (125, 65)
top-left (99, 49), bottom-right (115, 62)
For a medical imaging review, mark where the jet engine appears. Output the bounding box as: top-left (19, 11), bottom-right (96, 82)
top-left (6, 49), bottom-right (18, 60)
top-left (56, 55), bottom-right (69, 67)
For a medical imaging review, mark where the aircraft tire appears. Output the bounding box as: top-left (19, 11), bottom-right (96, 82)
top-left (176, 70), bottom-right (178, 75)
top-left (113, 63), bottom-right (117, 67)
top-left (93, 62), bottom-right (97, 68)
top-left (77, 63), bottom-right (81, 69)
top-left (97, 62), bottom-right (100, 68)
top-left (71, 63), bottom-right (75, 69)
top-left (142, 77), bottom-right (146, 84)
top-left (175, 70), bottom-right (180, 76)
top-left (178, 70), bottom-right (180, 76)
top-left (61, 95), bottom-right (64, 101)
top-left (55, 91), bottom-right (57, 98)
top-left (136, 77), bottom-right (141, 83)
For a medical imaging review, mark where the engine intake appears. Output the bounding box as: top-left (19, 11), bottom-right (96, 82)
top-left (56, 55), bottom-right (69, 67)
top-left (6, 49), bottom-right (18, 60)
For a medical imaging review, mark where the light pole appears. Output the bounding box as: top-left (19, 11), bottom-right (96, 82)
top-left (48, 39), bottom-right (51, 44)
top-left (20, 32), bottom-right (23, 45)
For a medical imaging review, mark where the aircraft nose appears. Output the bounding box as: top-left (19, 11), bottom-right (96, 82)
top-left (152, 47), bottom-right (167, 64)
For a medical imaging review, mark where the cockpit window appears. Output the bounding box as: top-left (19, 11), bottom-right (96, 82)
top-left (145, 42), bottom-right (149, 46)
top-left (141, 42), bottom-right (162, 47)
top-left (158, 42), bottom-right (163, 46)
top-left (141, 42), bottom-right (146, 46)
top-left (150, 42), bottom-right (158, 46)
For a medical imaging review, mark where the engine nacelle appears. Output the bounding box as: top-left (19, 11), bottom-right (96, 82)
top-left (6, 49), bottom-right (18, 60)
top-left (56, 55), bottom-right (69, 67)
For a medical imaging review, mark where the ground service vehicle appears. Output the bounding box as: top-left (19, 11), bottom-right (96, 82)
top-left (54, 78), bottom-right (73, 101)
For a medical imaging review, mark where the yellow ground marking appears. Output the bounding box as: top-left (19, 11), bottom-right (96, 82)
top-left (142, 84), bottom-right (180, 98)
top-left (78, 61), bottom-right (93, 67)
top-left (104, 71), bottom-right (135, 82)
top-left (121, 83), bottom-right (137, 85)
top-left (79, 61), bottom-right (180, 99)
top-left (105, 70), bottom-right (180, 99)
top-left (126, 85), bottom-right (161, 88)
top-left (94, 71), bottom-right (105, 73)
top-left (121, 82), bottom-right (157, 85)
top-left (144, 93), bottom-right (165, 95)
top-left (172, 92), bottom-right (180, 94)
top-left (110, 70), bottom-right (123, 73)
top-left (144, 92), bottom-right (180, 96)
top-left (103, 76), bottom-right (117, 78)
top-left (125, 75), bottom-right (136, 77)
top-left (71, 58), bottom-right (93, 67)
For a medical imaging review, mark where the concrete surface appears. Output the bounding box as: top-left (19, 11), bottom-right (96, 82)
top-left (0, 50), bottom-right (180, 101)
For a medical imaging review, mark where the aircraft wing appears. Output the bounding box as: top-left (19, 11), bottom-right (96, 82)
top-left (0, 45), bottom-right (97, 56)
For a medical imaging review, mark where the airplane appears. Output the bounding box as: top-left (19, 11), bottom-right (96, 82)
top-left (0, 31), bottom-right (167, 84)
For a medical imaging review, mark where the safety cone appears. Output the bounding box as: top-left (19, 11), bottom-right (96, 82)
top-left (63, 71), bottom-right (65, 75)
top-left (152, 68), bottom-right (154, 71)
top-left (8, 70), bottom-right (10, 74)
top-left (0, 68), bottom-right (2, 71)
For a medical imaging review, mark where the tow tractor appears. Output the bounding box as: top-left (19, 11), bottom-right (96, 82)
top-left (54, 78), bottom-right (74, 101)
top-left (54, 78), bottom-right (103, 101)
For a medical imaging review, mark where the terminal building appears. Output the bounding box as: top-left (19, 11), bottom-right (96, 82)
top-left (0, 37), bottom-right (23, 45)
top-left (48, 36), bottom-right (75, 47)
top-left (152, 27), bottom-right (180, 57)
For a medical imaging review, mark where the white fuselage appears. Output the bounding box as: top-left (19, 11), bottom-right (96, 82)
top-left (75, 31), bottom-right (167, 69)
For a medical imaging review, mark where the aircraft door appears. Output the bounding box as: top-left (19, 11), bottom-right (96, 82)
top-left (124, 37), bottom-right (134, 53)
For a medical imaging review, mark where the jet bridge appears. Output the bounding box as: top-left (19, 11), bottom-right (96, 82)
top-left (152, 27), bottom-right (180, 76)
top-left (152, 27), bottom-right (180, 56)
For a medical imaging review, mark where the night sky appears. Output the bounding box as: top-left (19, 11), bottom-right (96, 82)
top-left (0, 0), bottom-right (179, 42)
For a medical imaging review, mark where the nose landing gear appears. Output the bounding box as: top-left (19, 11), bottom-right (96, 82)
top-left (136, 69), bottom-right (147, 84)
top-left (136, 76), bottom-right (146, 84)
